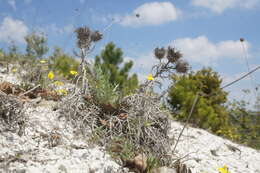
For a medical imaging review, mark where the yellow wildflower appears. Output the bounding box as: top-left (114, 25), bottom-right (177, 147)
top-left (53, 81), bottom-right (64, 86)
top-left (56, 89), bottom-right (68, 96)
top-left (216, 130), bottom-right (222, 134)
top-left (11, 68), bottom-right (17, 73)
top-left (70, 70), bottom-right (78, 75)
top-left (40, 60), bottom-right (47, 64)
top-left (48, 71), bottom-right (54, 80)
top-left (218, 165), bottom-right (230, 173)
top-left (147, 74), bottom-right (154, 81)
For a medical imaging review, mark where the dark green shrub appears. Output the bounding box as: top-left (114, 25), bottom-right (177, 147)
top-left (168, 68), bottom-right (229, 133)
top-left (228, 98), bottom-right (260, 149)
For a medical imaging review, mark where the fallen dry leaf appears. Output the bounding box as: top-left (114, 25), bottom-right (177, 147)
top-left (134, 154), bottom-right (147, 173)
top-left (118, 113), bottom-right (128, 120)
top-left (0, 82), bottom-right (14, 94)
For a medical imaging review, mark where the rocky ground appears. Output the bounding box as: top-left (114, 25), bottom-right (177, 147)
top-left (169, 121), bottom-right (260, 173)
top-left (0, 71), bottom-right (260, 173)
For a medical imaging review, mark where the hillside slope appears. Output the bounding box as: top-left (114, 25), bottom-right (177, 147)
top-left (0, 72), bottom-right (259, 173)
top-left (169, 121), bottom-right (260, 173)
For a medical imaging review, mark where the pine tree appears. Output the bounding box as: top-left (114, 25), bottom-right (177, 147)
top-left (168, 68), bottom-right (229, 132)
top-left (94, 42), bottom-right (138, 96)
top-left (25, 32), bottom-right (48, 59)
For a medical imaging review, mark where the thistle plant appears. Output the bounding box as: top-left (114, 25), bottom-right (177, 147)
top-left (60, 33), bottom-right (190, 169)
top-left (153, 46), bottom-right (189, 78)
top-left (141, 46), bottom-right (189, 93)
top-left (74, 26), bottom-right (102, 94)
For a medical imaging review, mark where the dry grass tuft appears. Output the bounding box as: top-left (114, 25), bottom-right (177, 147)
top-left (60, 87), bottom-right (173, 166)
top-left (0, 93), bottom-right (25, 135)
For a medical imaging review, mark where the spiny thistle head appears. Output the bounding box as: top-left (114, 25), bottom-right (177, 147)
top-left (91, 31), bottom-right (103, 42)
top-left (167, 46), bottom-right (182, 63)
top-left (175, 60), bottom-right (189, 73)
top-left (154, 47), bottom-right (166, 60)
top-left (75, 26), bottom-right (91, 49)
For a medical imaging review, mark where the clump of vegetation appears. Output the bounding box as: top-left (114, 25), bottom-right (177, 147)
top-left (0, 32), bottom-right (77, 102)
top-left (88, 64), bottom-right (120, 106)
top-left (18, 32), bottom-right (49, 86)
top-left (60, 28), bottom-right (191, 172)
top-left (227, 93), bottom-right (260, 149)
top-left (61, 75), bottom-right (172, 169)
top-left (49, 47), bottom-right (79, 79)
top-left (0, 93), bottom-right (25, 135)
top-left (0, 42), bottom-right (20, 73)
top-left (168, 68), bottom-right (230, 133)
top-left (167, 67), bottom-right (260, 149)
top-left (24, 32), bottom-right (49, 60)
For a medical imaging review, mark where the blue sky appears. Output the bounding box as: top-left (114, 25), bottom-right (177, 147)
top-left (0, 0), bottom-right (260, 106)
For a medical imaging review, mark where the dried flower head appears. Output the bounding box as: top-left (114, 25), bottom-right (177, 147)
top-left (167, 46), bottom-right (182, 63)
top-left (154, 47), bottom-right (166, 60)
top-left (75, 26), bottom-right (91, 49)
top-left (175, 60), bottom-right (189, 73)
top-left (91, 31), bottom-right (103, 42)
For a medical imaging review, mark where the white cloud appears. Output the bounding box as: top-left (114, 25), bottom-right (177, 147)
top-left (192, 0), bottom-right (260, 13)
top-left (39, 24), bottom-right (74, 35)
top-left (221, 72), bottom-right (248, 86)
top-left (172, 36), bottom-right (250, 65)
top-left (120, 2), bottom-right (180, 27)
top-left (0, 17), bottom-right (28, 44)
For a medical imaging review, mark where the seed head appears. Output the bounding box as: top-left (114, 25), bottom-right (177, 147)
top-left (175, 60), bottom-right (189, 73)
top-left (91, 31), bottom-right (103, 42)
top-left (167, 46), bottom-right (182, 63)
top-left (154, 47), bottom-right (166, 60)
top-left (75, 26), bottom-right (91, 49)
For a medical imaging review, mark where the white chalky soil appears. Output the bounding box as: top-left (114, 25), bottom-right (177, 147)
top-left (1, 72), bottom-right (260, 173)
